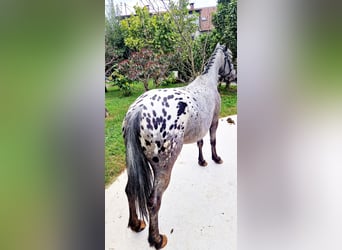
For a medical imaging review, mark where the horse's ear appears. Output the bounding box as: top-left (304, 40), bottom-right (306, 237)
top-left (215, 42), bottom-right (221, 48)
top-left (224, 44), bottom-right (228, 51)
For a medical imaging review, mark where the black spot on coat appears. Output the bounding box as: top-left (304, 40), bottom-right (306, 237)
top-left (177, 101), bottom-right (187, 116)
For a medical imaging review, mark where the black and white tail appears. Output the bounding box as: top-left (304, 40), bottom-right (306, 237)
top-left (123, 111), bottom-right (153, 220)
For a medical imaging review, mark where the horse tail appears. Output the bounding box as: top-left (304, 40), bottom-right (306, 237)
top-left (124, 110), bottom-right (153, 221)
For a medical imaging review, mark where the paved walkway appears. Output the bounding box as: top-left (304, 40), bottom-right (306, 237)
top-left (105, 115), bottom-right (237, 250)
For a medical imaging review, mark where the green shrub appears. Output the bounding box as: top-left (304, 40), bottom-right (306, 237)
top-left (160, 72), bottom-right (177, 86)
top-left (110, 69), bottom-right (133, 96)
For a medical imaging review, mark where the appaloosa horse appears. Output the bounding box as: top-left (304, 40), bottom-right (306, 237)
top-left (122, 43), bottom-right (236, 249)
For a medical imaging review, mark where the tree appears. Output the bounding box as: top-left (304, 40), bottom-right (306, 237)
top-left (105, 0), bottom-right (129, 76)
top-left (117, 48), bottom-right (171, 91)
top-left (193, 32), bottom-right (220, 74)
top-left (120, 0), bottom-right (201, 81)
top-left (161, 0), bottom-right (200, 80)
top-left (212, 0), bottom-right (237, 59)
top-left (120, 6), bottom-right (177, 54)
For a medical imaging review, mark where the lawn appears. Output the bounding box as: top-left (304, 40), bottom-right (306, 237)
top-left (105, 82), bottom-right (237, 186)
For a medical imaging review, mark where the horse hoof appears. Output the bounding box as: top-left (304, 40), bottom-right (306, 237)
top-left (149, 234), bottom-right (168, 249)
top-left (138, 220), bottom-right (146, 232)
top-left (198, 160), bottom-right (208, 167)
top-left (213, 157), bottom-right (223, 164)
top-left (129, 219), bottom-right (146, 232)
top-left (159, 235), bottom-right (168, 249)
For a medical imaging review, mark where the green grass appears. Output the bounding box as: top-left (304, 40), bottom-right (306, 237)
top-left (105, 82), bottom-right (237, 186)
top-left (219, 84), bottom-right (237, 116)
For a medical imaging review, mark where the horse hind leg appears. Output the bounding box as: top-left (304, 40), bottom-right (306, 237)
top-left (197, 139), bottom-right (208, 166)
top-left (147, 148), bottom-right (181, 249)
top-left (125, 184), bottom-right (146, 232)
top-left (147, 169), bottom-right (172, 249)
top-left (210, 119), bottom-right (223, 164)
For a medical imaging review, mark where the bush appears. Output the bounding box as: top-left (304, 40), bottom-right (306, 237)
top-left (110, 69), bottom-right (133, 96)
top-left (117, 48), bottom-right (171, 91)
top-left (160, 72), bottom-right (177, 86)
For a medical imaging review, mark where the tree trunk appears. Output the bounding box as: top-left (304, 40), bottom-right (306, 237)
top-left (143, 80), bottom-right (149, 92)
top-left (225, 81), bottom-right (231, 90)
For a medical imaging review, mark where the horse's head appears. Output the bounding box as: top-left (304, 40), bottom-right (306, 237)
top-left (218, 44), bottom-right (237, 83)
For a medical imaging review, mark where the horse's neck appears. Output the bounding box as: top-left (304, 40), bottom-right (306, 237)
top-left (187, 52), bottom-right (223, 90)
top-left (201, 57), bottom-right (221, 86)
top-left (187, 73), bottom-right (218, 95)
top-left (206, 65), bottom-right (220, 83)
top-left (207, 50), bottom-right (225, 79)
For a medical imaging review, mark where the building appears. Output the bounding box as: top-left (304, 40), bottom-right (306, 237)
top-left (189, 3), bottom-right (216, 33)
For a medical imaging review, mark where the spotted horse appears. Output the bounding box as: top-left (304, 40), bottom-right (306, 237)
top-left (122, 43), bottom-right (236, 249)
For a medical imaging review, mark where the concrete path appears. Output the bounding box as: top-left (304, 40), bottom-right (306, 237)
top-left (105, 115), bottom-right (237, 250)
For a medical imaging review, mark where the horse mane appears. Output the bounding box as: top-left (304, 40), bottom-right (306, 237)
top-left (202, 46), bottom-right (223, 75)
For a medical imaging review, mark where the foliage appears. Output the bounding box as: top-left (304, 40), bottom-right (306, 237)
top-left (105, 0), bottom-right (129, 76)
top-left (193, 32), bottom-right (220, 73)
top-left (117, 48), bottom-right (171, 91)
top-left (120, 0), bottom-right (201, 81)
top-left (160, 71), bottom-right (177, 86)
top-left (166, 0), bottom-right (200, 80)
top-left (212, 0), bottom-right (237, 59)
top-left (110, 69), bottom-right (134, 96)
top-left (217, 0), bottom-right (231, 4)
top-left (120, 6), bottom-right (178, 54)
top-left (106, 0), bottom-right (236, 82)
